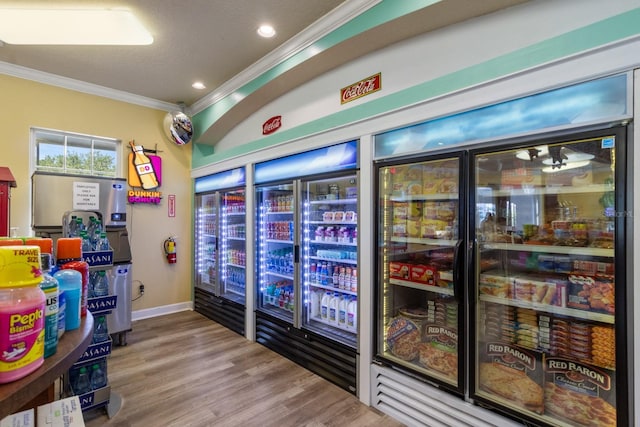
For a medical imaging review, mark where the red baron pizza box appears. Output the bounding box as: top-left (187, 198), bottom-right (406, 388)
top-left (479, 343), bottom-right (545, 415)
top-left (544, 358), bottom-right (616, 426)
top-left (411, 264), bottom-right (436, 285)
top-left (389, 262), bottom-right (411, 280)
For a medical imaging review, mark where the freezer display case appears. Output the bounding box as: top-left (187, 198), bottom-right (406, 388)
top-left (195, 193), bottom-right (218, 293)
top-left (254, 141), bottom-right (360, 393)
top-left (194, 167), bottom-right (247, 335)
top-left (376, 155), bottom-right (464, 392)
top-left (471, 130), bottom-right (627, 427)
top-left (220, 189), bottom-right (246, 304)
top-left (302, 175), bottom-right (358, 347)
top-left (256, 182), bottom-right (296, 323)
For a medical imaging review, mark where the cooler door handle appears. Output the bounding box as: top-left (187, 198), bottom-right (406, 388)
top-left (453, 239), bottom-right (464, 298)
top-left (294, 244), bottom-right (300, 263)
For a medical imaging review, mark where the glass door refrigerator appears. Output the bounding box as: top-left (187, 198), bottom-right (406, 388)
top-left (375, 154), bottom-right (465, 394)
top-left (254, 141), bottom-right (359, 393)
top-left (470, 127), bottom-right (629, 427)
top-left (194, 167), bottom-right (247, 335)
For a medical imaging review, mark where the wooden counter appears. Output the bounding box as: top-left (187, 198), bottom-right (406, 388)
top-left (0, 312), bottom-right (94, 420)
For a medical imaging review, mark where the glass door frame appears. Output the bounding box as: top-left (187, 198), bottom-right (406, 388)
top-left (195, 191), bottom-right (220, 295)
top-left (255, 180), bottom-right (301, 326)
top-left (467, 124), bottom-right (630, 427)
top-left (373, 150), bottom-right (467, 396)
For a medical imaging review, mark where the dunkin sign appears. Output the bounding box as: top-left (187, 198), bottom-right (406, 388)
top-left (340, 73), bottom-right (381, 104)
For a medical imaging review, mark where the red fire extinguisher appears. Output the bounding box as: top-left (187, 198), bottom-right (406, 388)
top-left (164, 237), bottom-right (177, 264)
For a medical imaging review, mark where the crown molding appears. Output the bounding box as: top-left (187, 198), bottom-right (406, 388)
top-left (189, 0), bottom-right (381, 115)
top-left (0, 60), bottom-right (181, 112)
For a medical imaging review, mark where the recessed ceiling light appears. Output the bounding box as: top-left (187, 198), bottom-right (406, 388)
top-left (257, 24), bottom-right (276, 38)
top-left (0, 8), bottom-right (153, 45)
top-left (192, 82), bottom-right (206, 90)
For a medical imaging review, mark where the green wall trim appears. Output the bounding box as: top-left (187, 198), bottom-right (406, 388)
top-left (192, 7), bottom-right (640, 169)
top-left (192, 0), bottom-right (440, 142)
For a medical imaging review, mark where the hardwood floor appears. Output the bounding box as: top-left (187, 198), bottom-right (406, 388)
top-left (84, 311), bottom-right (404, 427)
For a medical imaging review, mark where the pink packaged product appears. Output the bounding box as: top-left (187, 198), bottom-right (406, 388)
top-left (315, 226), bottom-right (325, 241)
top-left (325, 226), bottom-right (337, 242)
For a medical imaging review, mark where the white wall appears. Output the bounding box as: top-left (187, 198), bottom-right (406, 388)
top-left (210, 0), bottom-right (639, 159)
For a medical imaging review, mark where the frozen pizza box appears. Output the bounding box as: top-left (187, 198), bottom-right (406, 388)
top-left (478, 343), bottom-right (545, 415)
top-left (410, 264), bottom-right (437, 286)
top-left (479, 271), bottom-right (513, 298)
top-left (567, 274), bottom-right (615, 315)
top-left (500, 168), bottom-right (542, 189)
top-left (544, 358), bottom-right (616, 426)
top-left (389, 262), bottom-right (411, 280)
top-left (418, 324), bottom-right (459, 381)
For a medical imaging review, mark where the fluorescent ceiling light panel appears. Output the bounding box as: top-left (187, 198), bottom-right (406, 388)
top-left (0, 8), bottom-right (153, 45)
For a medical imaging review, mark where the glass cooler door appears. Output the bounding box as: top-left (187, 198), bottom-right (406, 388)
top-left (302, 174), bottom-right (358, 348)
top-left (473, 132), bottom-right (622, 426)
top-left (220, 189), bottom-right (246, 304)
top-left (377, 156), bottom-right (464, 391)
top-left (256, 183), bottom-right (297, 323)
top-left (195, 192), bottom-right (219, 294)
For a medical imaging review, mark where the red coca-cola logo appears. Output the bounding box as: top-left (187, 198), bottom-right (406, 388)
top-left (341, 73), bottom-right (381, 104)
top-left (262, 115), bottom-right (282, 135)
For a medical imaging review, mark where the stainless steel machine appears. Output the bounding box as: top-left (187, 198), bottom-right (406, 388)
top-left (31, 171), bottom-right (133, 345)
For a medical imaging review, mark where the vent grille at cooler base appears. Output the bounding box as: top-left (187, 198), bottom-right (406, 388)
top-left (194, 288), bottom-right (245, 336)
top-left (256, 313), bottom-right (357, 394)
top-left (371, 365), bottom-right (520, 427)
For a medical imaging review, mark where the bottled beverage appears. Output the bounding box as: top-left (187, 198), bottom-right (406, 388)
top-left (98, 232), bottom-right (110, 251)
top-left (75, 367), bottom-right (91, 394)
top-left (76, 217), bottom-right (85, 235)
top-left (68, 215), bottom-right (78, 237)
top-left (92, 315), bottom-right (109, 343)
top-left (80, 232), bottom-right (92, 253)
top-left (321, 263), bottom-right (328, 286)
top-left (39, 251), bottom-right (59, 358)
top-left (338, 267), bottom-right (346, 289)
top-left (347, 297), bottom-right (357, 332)
top-left (332, 266), bottom-right (339, 288)
top-left (129, 141), bottom-right (159, 189)
top-left (350, 268), bottom-right (358, 292)
top-left (320, 292), bottom-right (331, 320)
top-left (310, 289), bottom-right (321, 318)
top-left (338, 294), bottom-right (348, 327)
top-left (90, 362), bottom-right (107, 390)
top-left (93, 271), bottom-right (109, 297)
top-left (329, 293), bottom-right (339, 325)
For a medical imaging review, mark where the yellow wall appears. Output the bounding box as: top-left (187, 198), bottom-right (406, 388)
top-left (0, 74), bottom-right (193, 313)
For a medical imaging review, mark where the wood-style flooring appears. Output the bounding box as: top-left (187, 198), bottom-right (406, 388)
top-left (84, 310), bottom-right (404, 427)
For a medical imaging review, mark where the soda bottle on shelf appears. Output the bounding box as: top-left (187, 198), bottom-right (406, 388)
top-left (92, 315), bottom-right (109, 343)
top-left (93, 271), bottom-right (109, 297)
top-left (74, 367), bottom-right (91, 395)
top-left (90, 362), bottom-right (107, 390)
top-left (333, 266), bottom-right (340, 288)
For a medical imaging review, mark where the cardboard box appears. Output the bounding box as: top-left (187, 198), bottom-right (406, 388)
top-left (389, 262), bottom-right (410, 280)
top-left (500, 168), bottom-right (542, 189)
top-left (37, 396), bottom-right (85, 427)
top-left (410, 264), bottom-right (436, 286)
top-left (0, 409), bottom-right (34, 427)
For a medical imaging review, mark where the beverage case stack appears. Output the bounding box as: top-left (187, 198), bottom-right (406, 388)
top-left (61, 213), bottom-right (117, 413)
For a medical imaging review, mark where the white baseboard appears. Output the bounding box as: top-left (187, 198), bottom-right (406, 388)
top-left (132, 301), bottom-right (194, 321)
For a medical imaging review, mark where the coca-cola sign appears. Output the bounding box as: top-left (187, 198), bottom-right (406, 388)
top-left (340, 72), bottom-right (381, 104)
top-left (262, 115), bottom-right (282, 135)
